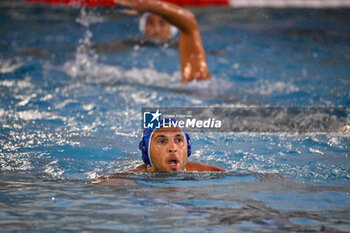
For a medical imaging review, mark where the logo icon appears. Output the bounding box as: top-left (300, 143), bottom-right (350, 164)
top-left (143, 109), bottom-right (162, 129)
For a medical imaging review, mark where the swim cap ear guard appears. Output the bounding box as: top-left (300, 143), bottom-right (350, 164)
top-left (139, 13), bottom-right (178, 40)
top-left (139, 120), bottom-right (191, 167)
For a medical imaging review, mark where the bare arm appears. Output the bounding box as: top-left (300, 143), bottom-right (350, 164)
top-left (114, 0), bottom-right (210, 82)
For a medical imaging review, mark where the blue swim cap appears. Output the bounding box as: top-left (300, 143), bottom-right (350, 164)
top-left (139, 118), bottom-right (191, 167)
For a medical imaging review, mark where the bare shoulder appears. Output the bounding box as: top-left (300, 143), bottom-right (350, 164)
top-left (123, 164), bottom-right (148, 173)
top-left (186, 161), bottom-right (226, 172)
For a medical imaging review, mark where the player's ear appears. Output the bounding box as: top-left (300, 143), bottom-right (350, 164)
top-left (147, 165), bottom-right (155, 172)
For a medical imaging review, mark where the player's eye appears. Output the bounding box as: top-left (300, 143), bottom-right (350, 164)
top-left (175, 137), bottom-right (184, 143)
top-left (148, 19), bottom-right (154, 26)
top-left (156, 138), bottom-right (167, 145)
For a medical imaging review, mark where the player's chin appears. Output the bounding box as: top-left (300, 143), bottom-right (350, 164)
top-left (167, 165), bottom-right (179, 172)
top-left (168, 164), bottom-right (186, 172)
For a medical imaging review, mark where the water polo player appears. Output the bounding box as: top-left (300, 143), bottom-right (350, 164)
top-left (126, 118), bottom-right (226, 172)
top-left (113, 0), bottom-right (210, 82)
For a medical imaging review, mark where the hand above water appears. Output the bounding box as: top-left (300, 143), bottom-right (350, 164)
top-left (113, 0), bottom-right (211, 83)
top-left (114, 0), bottom-right (153, 13)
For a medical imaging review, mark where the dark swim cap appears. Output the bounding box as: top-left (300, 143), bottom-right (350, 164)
top-left (139, 118), bottom-right (191, 167)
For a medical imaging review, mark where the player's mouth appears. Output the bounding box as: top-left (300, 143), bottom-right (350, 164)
top-left (167, 156), bottom-right (179, 170)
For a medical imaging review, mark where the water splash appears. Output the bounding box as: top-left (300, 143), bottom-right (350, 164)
top-left (0, 58), bottom-right (22, 74)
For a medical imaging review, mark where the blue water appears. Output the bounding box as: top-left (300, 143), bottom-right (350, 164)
top-left (1, 1), bottom-right (350, 232)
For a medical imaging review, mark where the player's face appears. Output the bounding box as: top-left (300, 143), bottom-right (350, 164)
top-left (145, 14), bottom-right (171, 41)
top-left (149, 126), bottom-right (187, 172)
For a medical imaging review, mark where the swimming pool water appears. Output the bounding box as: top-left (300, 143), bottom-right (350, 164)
top-left (1, 1), bottom-right (349, 232)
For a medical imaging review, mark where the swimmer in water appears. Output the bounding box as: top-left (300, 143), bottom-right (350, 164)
top-left (125, 118), bottom-right (226, 172)
top-left (93, 119), bottom-right (225, 185)
top-left (113, 0), bottom-right (210, 83)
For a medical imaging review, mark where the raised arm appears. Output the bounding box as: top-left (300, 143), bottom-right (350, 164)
top-left (115, 0), bottom-right (210, 82)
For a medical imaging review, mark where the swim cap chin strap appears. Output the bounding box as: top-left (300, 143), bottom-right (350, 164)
top-left (139, 120), bottom-right (191, 167)
top-left (139, 13), bottom-right (178, 40)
